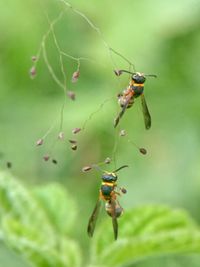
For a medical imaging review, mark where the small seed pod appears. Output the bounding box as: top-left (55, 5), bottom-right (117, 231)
top-left (119, 129), bottom-right (126, 136)
top-left (43, 155), bottom-right (50, 161)
top-left (30, 66), bottom-right (36, 78)
top-left (139, 148), bottom-right (147, 155)
top-left (52, 159), bottom-right (58, 164)
top-left (58, 132), bottom-right (64, 140)
top-left (69, 139), bottom-right (77, 144)
top-left (6, 161), bottom-right (12, 169)
top-left (82, 166), bottom-right (92, 172)
top-left (67, 91), bottom-right (76, 101)
top-left (104, 157), bottom-right (111, 164)
top-left (71, 144), bottom-right (77, 151)
top-left (71, 71), bottom-right (80, 83)
top-left (72, 128), bottom-right (81, 134)
top-left (121, 187), bottom-right (127, 194)
top-left (31, 56), bottom-right (37, 62)
top-left (36, 139), bottom-right (44, 146)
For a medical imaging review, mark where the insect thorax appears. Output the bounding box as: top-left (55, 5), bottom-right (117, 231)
top-left (101, 183), bottom-right (114, 198)
top-left (130, 84), bottom-right (144, 97)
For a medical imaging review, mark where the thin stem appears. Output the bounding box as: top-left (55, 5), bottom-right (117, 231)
top-left (42, 42), bottom-right (65, 90)
top-left (81, 97), bottom-right (114, 131)
top-left (59, 0), bottom-right (136, 70)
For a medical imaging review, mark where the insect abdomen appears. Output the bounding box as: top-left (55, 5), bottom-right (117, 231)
top-left (118, 94), bottom-right (134, 108)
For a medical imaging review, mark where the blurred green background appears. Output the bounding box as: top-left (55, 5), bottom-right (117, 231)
top-left (1, 0), bottom-right (200, 266)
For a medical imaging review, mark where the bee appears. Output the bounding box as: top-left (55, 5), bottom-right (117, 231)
top-left (87, 165), bottom-right (128, 240)
top-left (114, 70), bottom-right (157, 129)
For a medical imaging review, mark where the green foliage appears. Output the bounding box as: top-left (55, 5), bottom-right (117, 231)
top-left (0, 171), bottom-right (81, 267)
top-left (33, 183), bottom-right (77, 235)
top-left (90, 206), bottom-right (200, 267)
top-left (0, 171), bottom-right (200, 267)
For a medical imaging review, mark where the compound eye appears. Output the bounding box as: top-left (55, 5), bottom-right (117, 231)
top-left (111, 173), bottom-right (117, 181)
top-left (140, 76), bottom-right (146, 83)
top-left (132, 74), bottom-right (136, 80)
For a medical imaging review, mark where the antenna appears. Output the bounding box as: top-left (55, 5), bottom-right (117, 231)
top-left (114, 69), bottom-right (157, 78)
top-left (112, 165), bottom-right (128, 173)
top-left (144, 74), bottom-right (157, 78)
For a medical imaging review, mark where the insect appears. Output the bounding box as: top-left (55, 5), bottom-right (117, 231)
top-left (114, 70), bottom-right (157, 129)
top-left (87, 165), bottom-right (128, 240)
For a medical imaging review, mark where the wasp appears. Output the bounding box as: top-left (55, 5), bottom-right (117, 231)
top-left (87, 165), bottom-right (128, 240)
top-left (114, 70), bottom-right (157, 129)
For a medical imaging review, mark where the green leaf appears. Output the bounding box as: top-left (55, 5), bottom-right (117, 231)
top-left (89, 205), bottom-right (200, 267)
top-left (33, 183), bottom-right (77, 235)
top-left (0, 171), bottom-right (81, 267)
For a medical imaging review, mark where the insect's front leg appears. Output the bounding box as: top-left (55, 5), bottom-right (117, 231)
top-left (114, 186), bottom-right (127, 196)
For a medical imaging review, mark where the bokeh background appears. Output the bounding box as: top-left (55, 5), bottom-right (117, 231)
top-left (1, 0), bottom-right (200, 266)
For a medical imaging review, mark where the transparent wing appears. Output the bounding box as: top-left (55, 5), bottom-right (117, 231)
top-left (141, 93), bottom-right (151, 130)
top-left (114, 95), bottom-right (133, 128)
top-left (87, 198), bottom-right (102, 238)
top-left (110, 198), bottom-right (118, 240)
